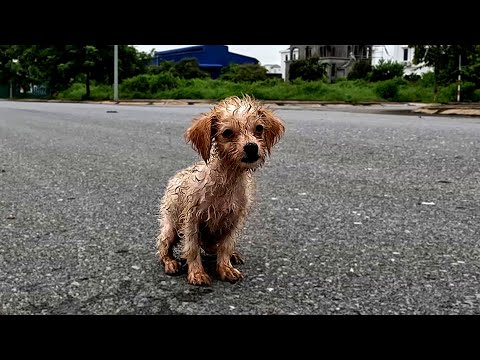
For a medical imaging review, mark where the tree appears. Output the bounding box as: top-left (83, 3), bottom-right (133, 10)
top-left (1, 45), bottom-right (153, 98)
top-left (146, 60), bottom-right (176, 75)
top-left (60, 45), bottom-right (99, 99)
top-left (145, 58), bottom-right (209, 79)
top-left (409, 45), bottom-right (480, 98)
top-left (219, 63), bottom-right (268, 82)
top-left (173, 58), bottom-right (209, 79)
top-left (16, 45), bottom-right (75, 94)
top-left (87, 45), bottom-right (153, 85)
top-left (461, 46), bottom-right (480, 87)
top-left (0, 46), bottom-right (20, 89)
top-left (288, 57), bottom-right (327, 81)
top-left (1, 45), bottom-right (50, 93)
top-left (410, 45), bottom-right (450, 97)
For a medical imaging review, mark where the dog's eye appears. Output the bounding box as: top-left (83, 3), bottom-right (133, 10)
top-left (222, 129), bottom-right (234, 138)
top-left (255, 124), bottom-right (264, 133)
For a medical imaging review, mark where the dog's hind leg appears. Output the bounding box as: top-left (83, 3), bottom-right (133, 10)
top-left (157, 217), bottom-right (181, 275)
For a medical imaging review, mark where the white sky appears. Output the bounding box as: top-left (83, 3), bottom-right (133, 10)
top-left (134, 45), bottom-right (289, 65)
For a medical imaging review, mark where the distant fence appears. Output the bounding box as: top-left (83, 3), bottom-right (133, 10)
top-left (0, 84), bottom-right (9, 98)
top-left (0, 83), bottom-right (50, 99)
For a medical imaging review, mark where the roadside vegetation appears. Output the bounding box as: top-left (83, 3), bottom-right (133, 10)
top-left (54, 66), bottom-right (480, 104)
top-left (2, 45), bottom-right (480, 103)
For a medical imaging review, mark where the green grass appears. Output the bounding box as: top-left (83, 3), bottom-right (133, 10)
top-left (56, 77), bottom-right (471, 104)
top-left (56, 83), bottom-right (113, 101)
top-left (396, 84), bottom-right (436, 102)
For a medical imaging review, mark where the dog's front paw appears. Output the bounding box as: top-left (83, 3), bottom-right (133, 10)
top-left (187, 270), bottom-right (212, 286)
top-left (230, 252), bottom-right (244, 265)
top-left (164, 259), bottom-right (181, 275)
top-left (217, 265), bottom-right (243, 283)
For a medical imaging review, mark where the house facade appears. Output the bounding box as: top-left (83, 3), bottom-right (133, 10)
top-left (371, 45), bottom-right (432, 76)
top-left (284, 45), bottom-right (374, 82)
top-left (280, 45), bottom-right (433, 81)
top-left (280, 48), bottom-right (299, 80)
top-left (263, 64), bottom-right (282, 79)
top-left (264, 64), bottom-right (281, 74)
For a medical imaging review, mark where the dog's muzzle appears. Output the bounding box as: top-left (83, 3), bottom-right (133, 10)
top-left (241, 142), bottom-right (260, 163)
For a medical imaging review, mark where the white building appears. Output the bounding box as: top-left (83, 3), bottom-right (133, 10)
top-left (371, 45), bottom-right (432, 76)
top-left (264, 64), bottom-right (282, 74)
top-left (279, 45), bottom-right (433, 79)
top-left (279, 47), bottom-right (299, 80)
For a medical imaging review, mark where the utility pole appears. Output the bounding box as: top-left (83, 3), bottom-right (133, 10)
top-left (114, 45), bottom-right (118, 101)
top-left (457, 54), bottom-right (461, 102)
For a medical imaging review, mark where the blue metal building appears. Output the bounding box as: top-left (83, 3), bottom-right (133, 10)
top-left (151, 45), bottom-right (259, 79)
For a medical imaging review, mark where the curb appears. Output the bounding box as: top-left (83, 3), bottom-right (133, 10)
top-left (8, 98), bottom-right (384, 106)
top-left (6, 98), bottom-right (480, 116)
top-left (412, 103), bottom-right (480, 116)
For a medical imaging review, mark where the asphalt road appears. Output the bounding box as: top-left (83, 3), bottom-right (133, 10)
top-left (1, 101), bottom-right (479, 315)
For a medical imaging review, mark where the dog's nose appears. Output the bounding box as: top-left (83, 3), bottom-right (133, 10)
top-left (243, 142), bottom-right (259, 156)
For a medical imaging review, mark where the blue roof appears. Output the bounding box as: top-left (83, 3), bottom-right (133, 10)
top-left (155, 45), bottom-right (206, 55)
top-left (198, 64), bottom-right (223, 68)
top-left (152, 45), bottom-right (259, 67)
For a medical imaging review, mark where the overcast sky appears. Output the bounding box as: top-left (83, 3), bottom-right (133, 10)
top-left (134, 45), bottom-right (289, 65)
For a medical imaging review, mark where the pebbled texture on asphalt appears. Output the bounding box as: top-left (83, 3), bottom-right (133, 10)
top-left (0, 101), bottom-right (479, 315)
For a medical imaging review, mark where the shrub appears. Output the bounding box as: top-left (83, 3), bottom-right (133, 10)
top-left (121, 74), bottom-right (150, 93)
top-left (148, 73), bottom-right (180, 93)
top-left (146, 65), bottom-right (167, 75)
top-left (393, 76), bottom-right (408, 86)
top-left (288, 57), bottom-right (327, 81)
top-left (459, 81), bottom-right (477, 102)
top-left (145, 58), bottom-right (209, 79)
top-left (174, 58), bottom-right (209, 79)
top-left (146, 61), bottom-right (176, 75)
top-left (436, 84), bottom-right (457, 103)
top-left (419, 71), bottom-right (435, 87)
top-left (474, 89), bottom-right (480, 102)
top-left (437, 81), bottom-right (478, 102)
top-left (347, 60), bottom-right (372, 80)
top-left (369, 59), bottom-right (404, 82)
top-left (120, 73), bottom-right (180, 95)
top-left (219, 63), bottom-right (268, 83)
top-left (404, 73), bottom-right (421, 82)
top-left (375, 79), bottom-right (399, 100)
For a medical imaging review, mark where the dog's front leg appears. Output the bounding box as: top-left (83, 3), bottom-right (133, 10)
top-left (216, 230), bottom-right (243, 283)
top-left (181, 221), bottom-right (211, 286)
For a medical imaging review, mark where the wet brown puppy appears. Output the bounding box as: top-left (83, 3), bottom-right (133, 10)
top-left (156, 95), bottom-right (285, 286)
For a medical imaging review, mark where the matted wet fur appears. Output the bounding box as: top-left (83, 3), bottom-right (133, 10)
top-left (156, 95), bottom-right (285, 286)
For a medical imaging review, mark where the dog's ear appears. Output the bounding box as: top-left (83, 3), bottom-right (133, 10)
top-left (185, 112), bottom-right (216, 163)
top-left (258, 108), bottom-right (285, 154)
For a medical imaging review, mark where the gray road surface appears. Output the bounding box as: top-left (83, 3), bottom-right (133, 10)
top-left (1, 101), bottom-right (479, 315)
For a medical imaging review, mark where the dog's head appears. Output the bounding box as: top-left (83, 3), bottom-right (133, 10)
top-left (185, 95), bottom-right (285, 169)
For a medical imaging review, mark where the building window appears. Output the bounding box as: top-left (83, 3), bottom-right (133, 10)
top-left (305, 46), bottom-right (312, 59)
top-left (291, 48), bottom-right (299, 61)
top-left (285, 54), bottom-right (289, 61)
top-left (331, 47), bottom-right (336, 57)
top-left (331, 63), bottom-right (336, 78)
top-left (326, 46), bottom-right (331, 57)
top-left (403, 48), bottom-right (409, 61)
